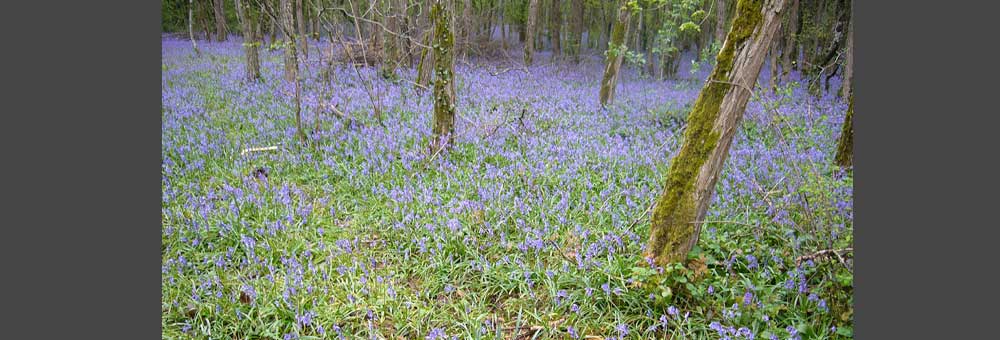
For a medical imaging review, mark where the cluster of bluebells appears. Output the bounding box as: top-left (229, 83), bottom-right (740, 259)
top-left (162, 37), bottom-right (852, 339)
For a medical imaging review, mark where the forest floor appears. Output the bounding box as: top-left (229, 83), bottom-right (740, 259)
top-left (162, 38), bottom-right (853, 339)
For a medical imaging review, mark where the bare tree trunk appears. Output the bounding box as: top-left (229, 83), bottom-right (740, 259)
top-left (646, 0), bottom-right (789, 266)
top-left (236, 0), bottom-right (261, 81)
top-left (781, 0), bottom-right (799, 81)
top-left (430, 0), bottom-right (456, 153)
top-left (598, 0), bottom-right (631, 107)
top-left (280, 0), bottom-right (297, 82)
top-left (769, 37), bottom-right (780, 91)
top-left (840, 0), bottom-right (853, 98)
top-left (569, 0), bottom-right (584, 63)
top-left (462, 0), bottom-right (473, 59)
top-left (834, 95), bottom-right (853, 168)
top-left (213, 0), bottom-right (228, 41)
top-left (296, 0), bottom-right (308, 58)
top-left (524, 0), bottom-right (539, 66)
top-left (550, 0), bottom-right (561, 60)
top-left (189, 0), bottom-right (200, 54)
top-left (501, 0), bottom-right (509, 50)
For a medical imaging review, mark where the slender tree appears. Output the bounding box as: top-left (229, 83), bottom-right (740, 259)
top-left (430, 0), bottom-right (457, 153)
top-left (236, 0), bottom-right (261, 81)
top-left (598, 0), bottom-right (633, 107)
top-left (462, 0), bottom-right (474, 58)
top-left (296, 0), bottom-right (308, 58)
top-left (549, 0), bottom-right (561, 60)
top-left (280, 0), bottom-right (297, 82)
top-left (214, 0), bottom-right (229, 41)
top-left (524, 0), bottom-right (539, 66)
top-left (645, 0), bottom-right (788, 266)
top-left (189, 0), bottom-right (200, 54)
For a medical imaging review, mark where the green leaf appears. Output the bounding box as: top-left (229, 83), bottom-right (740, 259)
top-left (835, 326), bottom-right (853, 337)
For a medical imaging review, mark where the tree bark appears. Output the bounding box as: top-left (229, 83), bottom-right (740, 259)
top-left (834, 95), bottom-right (853, 168)
top-left (569, 0), bottom-right (584, 63)
top-left (524, 0), bottom-right (539, 66)
top-left (189, 0), bottom-right (200, 54)
top-left (840, 0), bottom-right (853, 98)
top-left (213, 0), bottom-right (228, 41)
top-left (431, 0), bottom-right (457, 153)
top-left (549, 0), bottom-right (561, 60)
top-left (781, 0), bottom-right (799, 81)
top-left (296, 0), bottom-right (308, 58)
top-left (236, 0), bottom-right (261, 81)
top-left (598, 0), bottom-right (631, 107)
top-left (280, 0), bottom-right (297, 82)
top-left (715, 0), bottom-right (727, 44)
top-left (462, 0), bottom-right (473, 58)
top-left (645, 0), bottom-right (789, 266)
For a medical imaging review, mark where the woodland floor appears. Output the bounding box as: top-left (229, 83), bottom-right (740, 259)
top-left (161, 37), bottom-right (853, 339)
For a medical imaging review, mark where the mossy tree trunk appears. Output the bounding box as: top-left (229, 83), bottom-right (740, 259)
top-left (236, 0), bottom-right (261, 81)
top-left (598, 0), bottom-right (632, 108)
top-left (213, 0), bottom-right (228, 41)
top-left (645, 0), bottom-right (788, 266)
top-left (835, 95), bottom-right (853, 168)
top-left (430, 0), bottom-right (457, 153)
top-left (524, 0), bottom-right (539, 66)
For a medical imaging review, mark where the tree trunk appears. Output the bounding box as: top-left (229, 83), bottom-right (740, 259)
top-left (598, 0), bottom-right (631, 107)
top-left (834, 95), bottom-right (853, 168)
top-left (189, 0), bottom-right (200, 54)
top-left (524, 0), bottom-right (539, 66)
top-left (550, 0), bottom-right (561, 60)
top-left (213, 0), bottom-right (228, 41)
top-left (236, 0), bottom-right (261, 81)
top-left (781, 0), bottom-right (799, 80)
top-left (280, 0), bottom-right (297, 82)
top-left (462, 0), bottom-right (473, 58)
top-left (645, 0), bottom-right (788, 266)
top-left (431, 0), bottom-right (457, 153)
top-left (715, 0), bottom-right (727, 44)
top-left (840, 0), bottom-right (853, 98)
top-left (296, 0), bottom-right (308, 58)
top-left (569, 0), bottom-right (584, 63)
top-left (769, 37), bottom-right (780, 91)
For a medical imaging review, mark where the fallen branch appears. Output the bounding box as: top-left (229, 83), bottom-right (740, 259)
top-left (240, 146), bottom-right (278, 156)
top-left (795, 247), bottom-right (853, 267)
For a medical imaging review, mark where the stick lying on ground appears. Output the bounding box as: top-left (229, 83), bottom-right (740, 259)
top-left (240, 146), bottom-right (278, 156)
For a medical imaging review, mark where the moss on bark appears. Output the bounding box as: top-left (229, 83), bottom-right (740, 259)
top-left (835, 95), bottom-right (853, 168)
top-left (598, 1), bottom-right (632, 107)
top-left (646, 0), bottom-right (773, 266)
top-left (431, 1), bottom-right (456, 153)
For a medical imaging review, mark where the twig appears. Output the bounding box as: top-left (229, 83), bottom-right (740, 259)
top-left (794, 248), bottom-right (853, 267)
